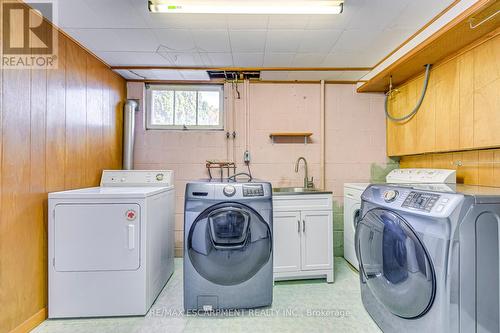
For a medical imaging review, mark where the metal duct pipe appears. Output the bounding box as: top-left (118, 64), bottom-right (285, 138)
top-left (123, 99), bottom-right (139, 170)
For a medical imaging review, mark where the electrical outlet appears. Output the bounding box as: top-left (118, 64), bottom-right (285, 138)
top-left (244, 150), bottom-right (251, 163)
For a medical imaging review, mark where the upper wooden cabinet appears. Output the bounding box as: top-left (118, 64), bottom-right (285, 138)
top-left (473, 37), bottom-right (500, 148)
top-left (386, 34), bottom-right (499, 157)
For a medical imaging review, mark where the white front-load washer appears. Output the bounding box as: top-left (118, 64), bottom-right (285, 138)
top-left (48, 170), bottom-right (175, 318)
top-left (343, 183), bottom-right (370, 269)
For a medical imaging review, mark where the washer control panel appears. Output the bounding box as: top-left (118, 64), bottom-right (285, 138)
top-left (243, 184), bottom-right (264, 197)
top-left (402, 191), bottom-right (440, 212)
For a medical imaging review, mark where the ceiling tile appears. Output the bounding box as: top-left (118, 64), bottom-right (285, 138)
top-left (337, 71), bottom-right (371, 80)
top-left (265, 30), bottom-right (302, 53)
top-left (263, 53), bottom-right (295, 67)
top-left (233, 53), bottom-right (264, 67)
top-left (192, 30), bottom-right (231, 52)
top-left (113, 69), bottom-right (144, 80)
top-left (153, 29), bottom-right (196, 52)
top-left (64, 28), bottom-right (159, 52)
top-left (298, 30), bottom-right (342, 53)
top-left (346, 0), bottom-right (410, 30)
top-left (322, 51), bottom-right (375, 67)
top-left (59, 0), bottom-right (149, 28)
top-left (305, 3), bottom-right (356, 30)
top-left (227, 15), bottom-right (269, 30)
top-left (268, 14), bottom-right (310, 29)
top-left (332, 29), bottom-right (381, 52)
top-left (291, 53), bottom-right (327, 67)
top-left (95, 51), bottom-right (170, 66)
top-left (132, 69), bottom-right (184, 80)
top-left (142, 13), bottom-right (228, 29)
top-left (156, 50), bottom-right (211, 67)
top-left (203, 53), bottom-right (234, 67)
top-left (179, 70), bottom-right (210, 80)
top-left (229, 31), bottom-right (267, 53)
top-left (388, 0), bottom-right (454, 30)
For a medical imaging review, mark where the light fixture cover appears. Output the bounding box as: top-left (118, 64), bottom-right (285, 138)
top-left (148, 0), bottom-right (344, 14)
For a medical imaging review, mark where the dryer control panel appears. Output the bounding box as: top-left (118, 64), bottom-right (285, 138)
top-left (101, 170), bottom-right (174, 187)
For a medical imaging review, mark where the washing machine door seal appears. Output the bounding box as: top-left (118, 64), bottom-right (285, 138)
top-left (188, 202), bottom-right (272, 286)
top-left (355, 208), bottom-right (436, 319)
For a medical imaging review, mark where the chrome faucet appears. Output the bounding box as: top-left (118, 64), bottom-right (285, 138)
top-left (295, 157), bottom-right (314, 189)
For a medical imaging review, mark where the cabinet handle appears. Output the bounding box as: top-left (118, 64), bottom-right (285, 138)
top-left (297, 220), bottom-right (300, 232)
top-left (302, 220), bottom-right (306, 232)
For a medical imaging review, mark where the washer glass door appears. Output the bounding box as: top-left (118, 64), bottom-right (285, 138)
top-left (355, 208), bottom-right (435, 319)
top-left (188, 202), bottom-right (272, 286)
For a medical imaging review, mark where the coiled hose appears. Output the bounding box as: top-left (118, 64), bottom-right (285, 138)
top-left (384, 64), bottom-right (432, 122)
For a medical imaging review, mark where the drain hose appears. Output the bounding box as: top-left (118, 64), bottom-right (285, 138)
top-left (384, 64), bottom-right (432, 122)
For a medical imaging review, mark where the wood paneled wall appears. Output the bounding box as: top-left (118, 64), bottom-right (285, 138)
top-left (400, 149), bottom-right (500, 186)
top-left (386, 31), bottom-right (499, 156)
top-left (0, 25), bottom-right (125, 333)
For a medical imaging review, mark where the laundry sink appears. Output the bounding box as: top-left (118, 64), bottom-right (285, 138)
top-left (273, 187), bottom-right (332, 195)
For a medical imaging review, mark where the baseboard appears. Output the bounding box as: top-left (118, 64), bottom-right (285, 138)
top-left (9, 307), bottom-right (47, 333)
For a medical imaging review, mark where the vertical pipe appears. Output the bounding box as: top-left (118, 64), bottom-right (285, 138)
top-left (320, 80), bottom-right (326, 189)
top-left (123, 99), bottom-right (139, 170)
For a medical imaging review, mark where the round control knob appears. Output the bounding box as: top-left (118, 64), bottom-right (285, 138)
top-left (383, 190), bottom-right (398, 202)
top-left (156, 173), bottom-right (164, 181)
top-left (223, 185), bottom-right (236, 197)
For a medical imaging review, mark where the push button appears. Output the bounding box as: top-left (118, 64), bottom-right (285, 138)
top-left (436, 204), bottom-right (444, 212)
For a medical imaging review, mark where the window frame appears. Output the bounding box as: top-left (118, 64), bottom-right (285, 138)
top-left (146, 84), bottom-right (224, 130)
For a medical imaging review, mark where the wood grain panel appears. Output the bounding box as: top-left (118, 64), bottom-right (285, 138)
top-left (415, 75), bottom-right (435, 153)
top-left (65, 39), bottom-right (88, 189)
top-left (400, 148), bottom-right (500, 186)
top-left (458, 51), bottom-right (474, 149)
top-left (386, 80), bottom-right (418, 156)
top-left (0, 26), bottom-right (126, 333)
top-left (473, 36), bottom-right (500, 148)
top-left (46, 32), bottom-right (67, 192)
top-left (434, 59), bottom-right (459, 151)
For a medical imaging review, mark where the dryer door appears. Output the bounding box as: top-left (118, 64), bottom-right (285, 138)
top-left (188, 202), bottom-right (272, 286)
top-left (355, 208), bottom-right (435, 319)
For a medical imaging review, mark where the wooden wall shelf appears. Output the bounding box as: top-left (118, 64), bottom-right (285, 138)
top-left (269, 132), bottom-right (313, 144)
top-left (358, 0), bottom-right (500, 93)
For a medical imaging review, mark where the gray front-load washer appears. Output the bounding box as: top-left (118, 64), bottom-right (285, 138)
top-left (184, 179), bottom-right (273, 311)
top-left (356, 183), bottom-right (500, 333)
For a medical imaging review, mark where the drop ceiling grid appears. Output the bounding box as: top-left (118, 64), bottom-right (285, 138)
top-left (56, 0), bottom-right (457, 70)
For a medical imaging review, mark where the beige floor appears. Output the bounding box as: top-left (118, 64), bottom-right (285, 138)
top-left (33, 258), bottom-right (381, 333)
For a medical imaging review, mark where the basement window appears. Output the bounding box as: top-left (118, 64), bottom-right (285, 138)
top-left (146, 84), bottom-right (224, 130)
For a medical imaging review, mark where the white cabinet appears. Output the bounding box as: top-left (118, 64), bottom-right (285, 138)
top-left (273, 211), bottom-right (302, 273)
top-left (273, 193), bottom-right (334, 283)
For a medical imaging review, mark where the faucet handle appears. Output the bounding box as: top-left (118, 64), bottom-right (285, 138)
top-left (307, 177), bottom-right (314, 189)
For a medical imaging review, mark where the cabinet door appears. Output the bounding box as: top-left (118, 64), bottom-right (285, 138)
top-left (386, 81), bottom-right (418, 156)
top-left (273, 211), bottom-right (301, 273)
top-left (473, 35), bottom-right (500, 148)
top-left (301, 210), bottom-right (333, 271)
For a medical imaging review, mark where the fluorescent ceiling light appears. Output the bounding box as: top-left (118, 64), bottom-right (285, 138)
top-left (148, 0), bottom-right (344, 14)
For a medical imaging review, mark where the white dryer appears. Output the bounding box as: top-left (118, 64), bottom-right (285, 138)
top-left (48, 170), bottom-right (175, 318)
top-left (343, 168), bottom-right (456, 270)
